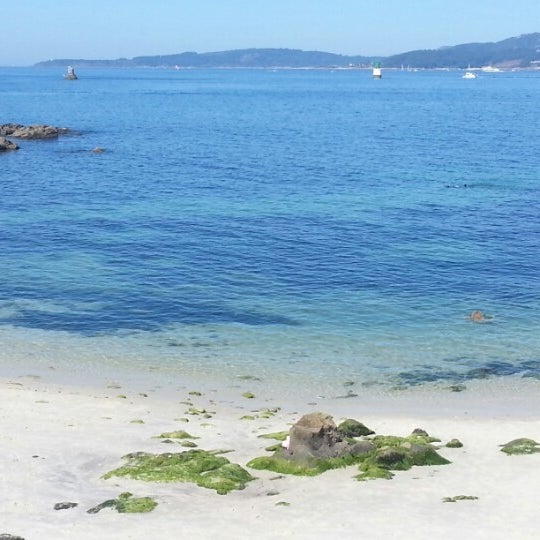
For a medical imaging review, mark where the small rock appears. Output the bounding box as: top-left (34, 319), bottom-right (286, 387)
top-left (0, 137), bottom-right (19, 151)
top-left (446, 439), bottom-right (463, 448)
top-left (0, 536), bottom-right (25, 540)
top-left (337, 419), bottom-right (375, 437)
top-left (54, 502), bottom-right (78, 510)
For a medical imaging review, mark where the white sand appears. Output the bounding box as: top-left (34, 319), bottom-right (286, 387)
top-left (1, 374), bottom-right (540, 540)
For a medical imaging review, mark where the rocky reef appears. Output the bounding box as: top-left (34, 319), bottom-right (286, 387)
top-left (0, 123), bottom-right (68, 139)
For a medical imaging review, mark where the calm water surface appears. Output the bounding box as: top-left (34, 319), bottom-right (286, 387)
top-left (1, 67), bottom-right (539, 391)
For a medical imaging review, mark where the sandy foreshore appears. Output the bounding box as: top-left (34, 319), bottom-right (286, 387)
top-left (1, 373), bottom-right (540, 540)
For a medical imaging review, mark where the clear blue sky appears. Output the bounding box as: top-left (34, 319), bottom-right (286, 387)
top-left (3, 0), bottom-right (540, 65)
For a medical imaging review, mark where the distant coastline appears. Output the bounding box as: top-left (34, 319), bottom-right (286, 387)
top-left (34, 32), bottom-right (540, 70)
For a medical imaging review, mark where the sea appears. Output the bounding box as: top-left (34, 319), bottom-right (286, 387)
top-left (1, 66), bottom-right (540, 397)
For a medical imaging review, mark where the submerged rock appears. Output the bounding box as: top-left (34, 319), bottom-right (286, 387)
top-left (0, 535), bottom-right (25, 540)
top-left (103, 449), bottom-right (254, 494)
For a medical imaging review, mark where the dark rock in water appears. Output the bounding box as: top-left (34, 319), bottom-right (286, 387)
top-left (10, 125), bottom-right (60, 139)
top-left (0, 535), bottom-right (25, 540)
top-left (54, 501), bottom-right (78, 510)
top-left (0, 137), bottom-right (19, 151)
top-left (0, 123), bottom-right (69, 140)
top-left (446, 439), bottom-right (464, 448)
top-left (337, 418), bottom-right (375, 438)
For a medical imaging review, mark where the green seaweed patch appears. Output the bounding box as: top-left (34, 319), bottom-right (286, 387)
top-left (257, 431), bottom-right (289, 441)
top-left (265, 443), bottom-right (283, 452)
top-left (355, 464), bottom-right (394, 481)
top-left (247, 452), bottom-right (361, 477)
top-left (500, 438), bottom-right (540, 455)
top-left (240, 415), bottom-right (256, 421)
top-left (103, 450), bottom-right (254, 494)
top-left (87, 492), bottom-right (157, 514)
top-left (442, 495), bottom-right (479, 503)
top-left (242, 392), bottom-right (255, 399)
top-left (130, 419), bottom-right (145, 424)
top-left (188, 391), bottom-right (203, 396)
top-left (275, 501), bottom-right (290, 506)
top-left (154, 430), bottom-right (199, 440)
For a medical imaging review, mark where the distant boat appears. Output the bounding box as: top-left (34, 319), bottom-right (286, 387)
top-left (462, 71), bottom-right (477, 79)
top-left (481, 66), bottom-right (501, 72)
top-left (64, 66), bottom-right (77, 80)
top-left (372, 62), bottom-right (382, 79)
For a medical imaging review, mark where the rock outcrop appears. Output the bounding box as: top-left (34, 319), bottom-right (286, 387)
top-left (286, 412), bottom-right (373, 460)
top-left (0, 123), bottom-right (68, 139)
top-left (0, 137), bottom-right (19, 151)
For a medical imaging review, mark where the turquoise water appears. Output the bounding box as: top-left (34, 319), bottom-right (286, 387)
top-left (1, 67), bottom-right (540, 389)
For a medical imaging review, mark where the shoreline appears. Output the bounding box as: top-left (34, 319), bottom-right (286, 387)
top-left (2, 370), bottom-right (540, 539)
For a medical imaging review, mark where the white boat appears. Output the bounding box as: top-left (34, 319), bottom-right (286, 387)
top-left (481, 66), bottom-right (501, 72)
top-left (372, 62), bottom-right (382, 79)
top-left (64, 66), bottom-right (77, 80)
top-left (462, 71), bottom-right (477, 79)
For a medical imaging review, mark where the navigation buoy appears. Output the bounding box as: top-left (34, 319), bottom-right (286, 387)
top-left (372, 62), bottom-right (382, 79)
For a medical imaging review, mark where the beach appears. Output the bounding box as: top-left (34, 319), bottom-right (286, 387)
top-left (2, 371), bottom-right (539, 540)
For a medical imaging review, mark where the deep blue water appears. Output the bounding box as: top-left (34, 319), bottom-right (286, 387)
top-left (1, 67), bottom-right (540, 387)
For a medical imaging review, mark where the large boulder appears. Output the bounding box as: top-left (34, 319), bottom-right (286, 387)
top-left (0, 137), bottom-right (19, 151)
top-left (286, 412), bottom-right (353, 460)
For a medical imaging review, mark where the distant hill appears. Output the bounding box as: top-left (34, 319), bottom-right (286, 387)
top-left (35, 33), bottom-right (540, 69)
top-left (36, 48), bottom-right (375, 69)
top-left (384, 33), bottom-right (540, 68)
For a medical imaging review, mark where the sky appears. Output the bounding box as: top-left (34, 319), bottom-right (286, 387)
top-left (2, 0), bottom-right (540, 66)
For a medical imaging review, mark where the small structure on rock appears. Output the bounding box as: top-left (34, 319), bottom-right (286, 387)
top-left (65, 66), bottom-right (78, 80)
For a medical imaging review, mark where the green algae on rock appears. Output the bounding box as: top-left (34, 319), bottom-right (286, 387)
top-left (247, 413), bottom-right (450, 481)
top-left (257, 431), bottom-right (289, 441)
top-left (446, 439), bottom-right (464, 448)
top-left (242, 392), bottom-right (256, 399)
top-left (154, 430), bottom-right (199, 440)
top-left (87, 492), bottom-right (157, 514)
top-left (500, 438), bottom-right (540, 455)
top-left (337, 419), bottom-right (374, 438)
top-left (103, 450), bottom-right (254, 494)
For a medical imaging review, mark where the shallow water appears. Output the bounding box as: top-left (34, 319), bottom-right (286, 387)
top-left (1, 67), bottom-right (540, 389)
